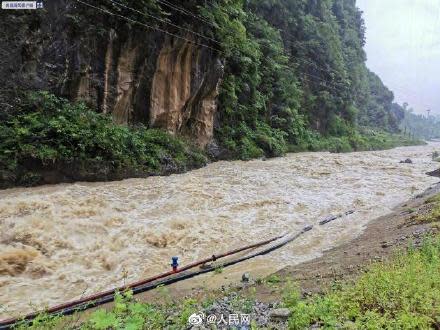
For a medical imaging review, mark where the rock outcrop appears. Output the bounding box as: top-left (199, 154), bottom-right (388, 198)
top-left (149, 38), bottom-right (223, 146)
top-left (0, 1), bottom-right (224, 147)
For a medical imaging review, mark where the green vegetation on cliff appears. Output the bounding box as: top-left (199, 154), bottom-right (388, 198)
top-left (201, 1), bottom-right (305, 158)
top-left (200, 0), bottom-right (409, 158)
top-left (0, 0), bottom-right (424, 187)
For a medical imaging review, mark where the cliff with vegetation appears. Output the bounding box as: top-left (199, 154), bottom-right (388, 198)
top-left (0, 0), bottom-right (418, 188)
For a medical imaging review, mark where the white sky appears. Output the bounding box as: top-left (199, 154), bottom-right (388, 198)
top-left (356, 0), bottom-right (440, 114)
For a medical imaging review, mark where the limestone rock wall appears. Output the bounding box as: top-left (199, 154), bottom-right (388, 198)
top-left (150, 38), bottom-right (223, 146)
top-left (0, 1), bottom-right (224, 147)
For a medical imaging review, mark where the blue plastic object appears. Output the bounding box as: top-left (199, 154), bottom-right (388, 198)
top-left (171, 256), bottom-right (179, 271)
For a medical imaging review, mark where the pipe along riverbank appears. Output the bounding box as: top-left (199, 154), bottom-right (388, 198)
top-left (0, 210), bottom-right (356, 329)
top-left (1, 143), bottom-right (439, 321)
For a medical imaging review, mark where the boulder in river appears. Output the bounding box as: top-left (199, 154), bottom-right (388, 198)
top-left (400, 158), bottom-right (413, 164)
top-left (427, 168), bottom-right (440, 177)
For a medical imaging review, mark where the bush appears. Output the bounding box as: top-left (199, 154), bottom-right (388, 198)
top-left (285, 237), bottom-right (440, 329)
top-left (0, 92), bottom-right (207, 188)
top-left (202, 2), bottom-right (304, 160)
top-left (288, 128), bottom-right (424, 154)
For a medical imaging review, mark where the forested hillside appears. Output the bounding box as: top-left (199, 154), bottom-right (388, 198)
top-left (205, 0), bottom-right (405, 157)
top-left (0, 0), bottom-right (416, 187)
top-left (397, 103), bottom-right (440, 140)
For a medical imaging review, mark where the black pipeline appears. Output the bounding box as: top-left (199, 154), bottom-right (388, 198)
top-left (319, 210), bottom-right (355, 225)
top-left (0, 226), bottom-right (315, 329)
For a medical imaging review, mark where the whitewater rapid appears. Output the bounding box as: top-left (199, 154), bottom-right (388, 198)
top-left (1, 142), bottom-right (440, 317)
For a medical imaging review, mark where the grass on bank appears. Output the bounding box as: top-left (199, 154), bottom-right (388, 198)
top-left (15, 236), bottom-right (440, 329)
top-left (283, 194), bottom-right (440, 330)
top-left (288, 128), bottom-right (424, 154)
top-left (285, 237), bottom-right (440, 329)
top-left (410, 194), bottom-right (440, 225)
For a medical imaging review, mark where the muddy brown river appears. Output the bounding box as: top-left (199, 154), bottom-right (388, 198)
top-left (1, 143), bottom-right (440, 318)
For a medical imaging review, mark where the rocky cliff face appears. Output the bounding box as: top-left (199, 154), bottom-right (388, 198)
top-left (0, 1), bottom-right (224, 147)
top-left (150, 38), bottom-right (223, 147)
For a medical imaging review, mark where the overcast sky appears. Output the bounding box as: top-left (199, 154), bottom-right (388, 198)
top-left (356, 0), bottom-right (440, 114)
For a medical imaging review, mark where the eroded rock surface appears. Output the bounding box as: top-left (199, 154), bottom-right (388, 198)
top-left (150, 38), bottom-right (223, 146)
top-left (0, 3), bottom-right (224, 147)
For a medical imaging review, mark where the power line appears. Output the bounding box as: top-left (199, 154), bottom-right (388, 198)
top-left (298, 75), bottom-right (344, 94)
top-left (158, 0), bottom-right (201, 18)
top-left (75, 0), bottom-right (349, 96)
top-left (143, 2), bottom-right (357, 91)
top-left (74, 0), bottom-right (222, 53)
top-left (292, 56), bottom-right (347, 79)
top-left (107, 0), bottom-right (222, 46)
top-left (303, 72), bottom-right (346, 90)
top-left (145, 2), bottom-right (349, 88)
top-left (155, 0), bottom-right (217, 28)
top-left (290, 56), bottom-right (348, 87)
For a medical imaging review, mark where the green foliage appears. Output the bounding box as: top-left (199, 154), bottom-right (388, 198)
top-left (266, 274), bottom-right (281, 284)
top-left (285, 237), bottom-right (440, 329)
top-left (0, 92), bottom-right (206, 188)
top-left (15, 312), bottom-right (65, 330)
top-left (202, 0), bottom-right (409, 158)
top-left (214, 266), bottom-right (224, 274)
top-left (357, 70), bottom-right (400, 132)
top-left (399, 102), bottom-right (440, 140)
top-left (289, 128), bottom-right (423, 153)
top-left (414, 193), bottom-right (440, 224)
top-left (201, 1), bottom-right (305, 159)
top-left (67, 0), bottom-right (164, 34)
top-left (21, 292), bottom-right (197, 329)
top-left (1, 0), bottom-right (424, 187)
top-left (83, 291), bottom-right (168, 330)
top-left (178, 298), bottom-right (199, 327)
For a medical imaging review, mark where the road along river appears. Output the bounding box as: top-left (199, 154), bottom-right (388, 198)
top-left (1, 142), bottom-right (440, 318)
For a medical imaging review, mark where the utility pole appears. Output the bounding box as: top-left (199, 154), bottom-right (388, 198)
top-left (427, 109), bottom-right (431, 118)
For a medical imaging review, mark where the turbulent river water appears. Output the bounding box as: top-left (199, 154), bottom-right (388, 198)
top-left (1, 143), bottom-right (440, 317)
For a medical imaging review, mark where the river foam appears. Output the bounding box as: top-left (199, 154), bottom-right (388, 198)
top-left (1, 143), bottom-right (439, 317)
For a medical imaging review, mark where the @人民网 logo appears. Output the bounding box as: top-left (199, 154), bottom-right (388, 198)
top-left (188, 312), bottom-right (205, 326)
top-left (36, 0), bottom-right (43, 8)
